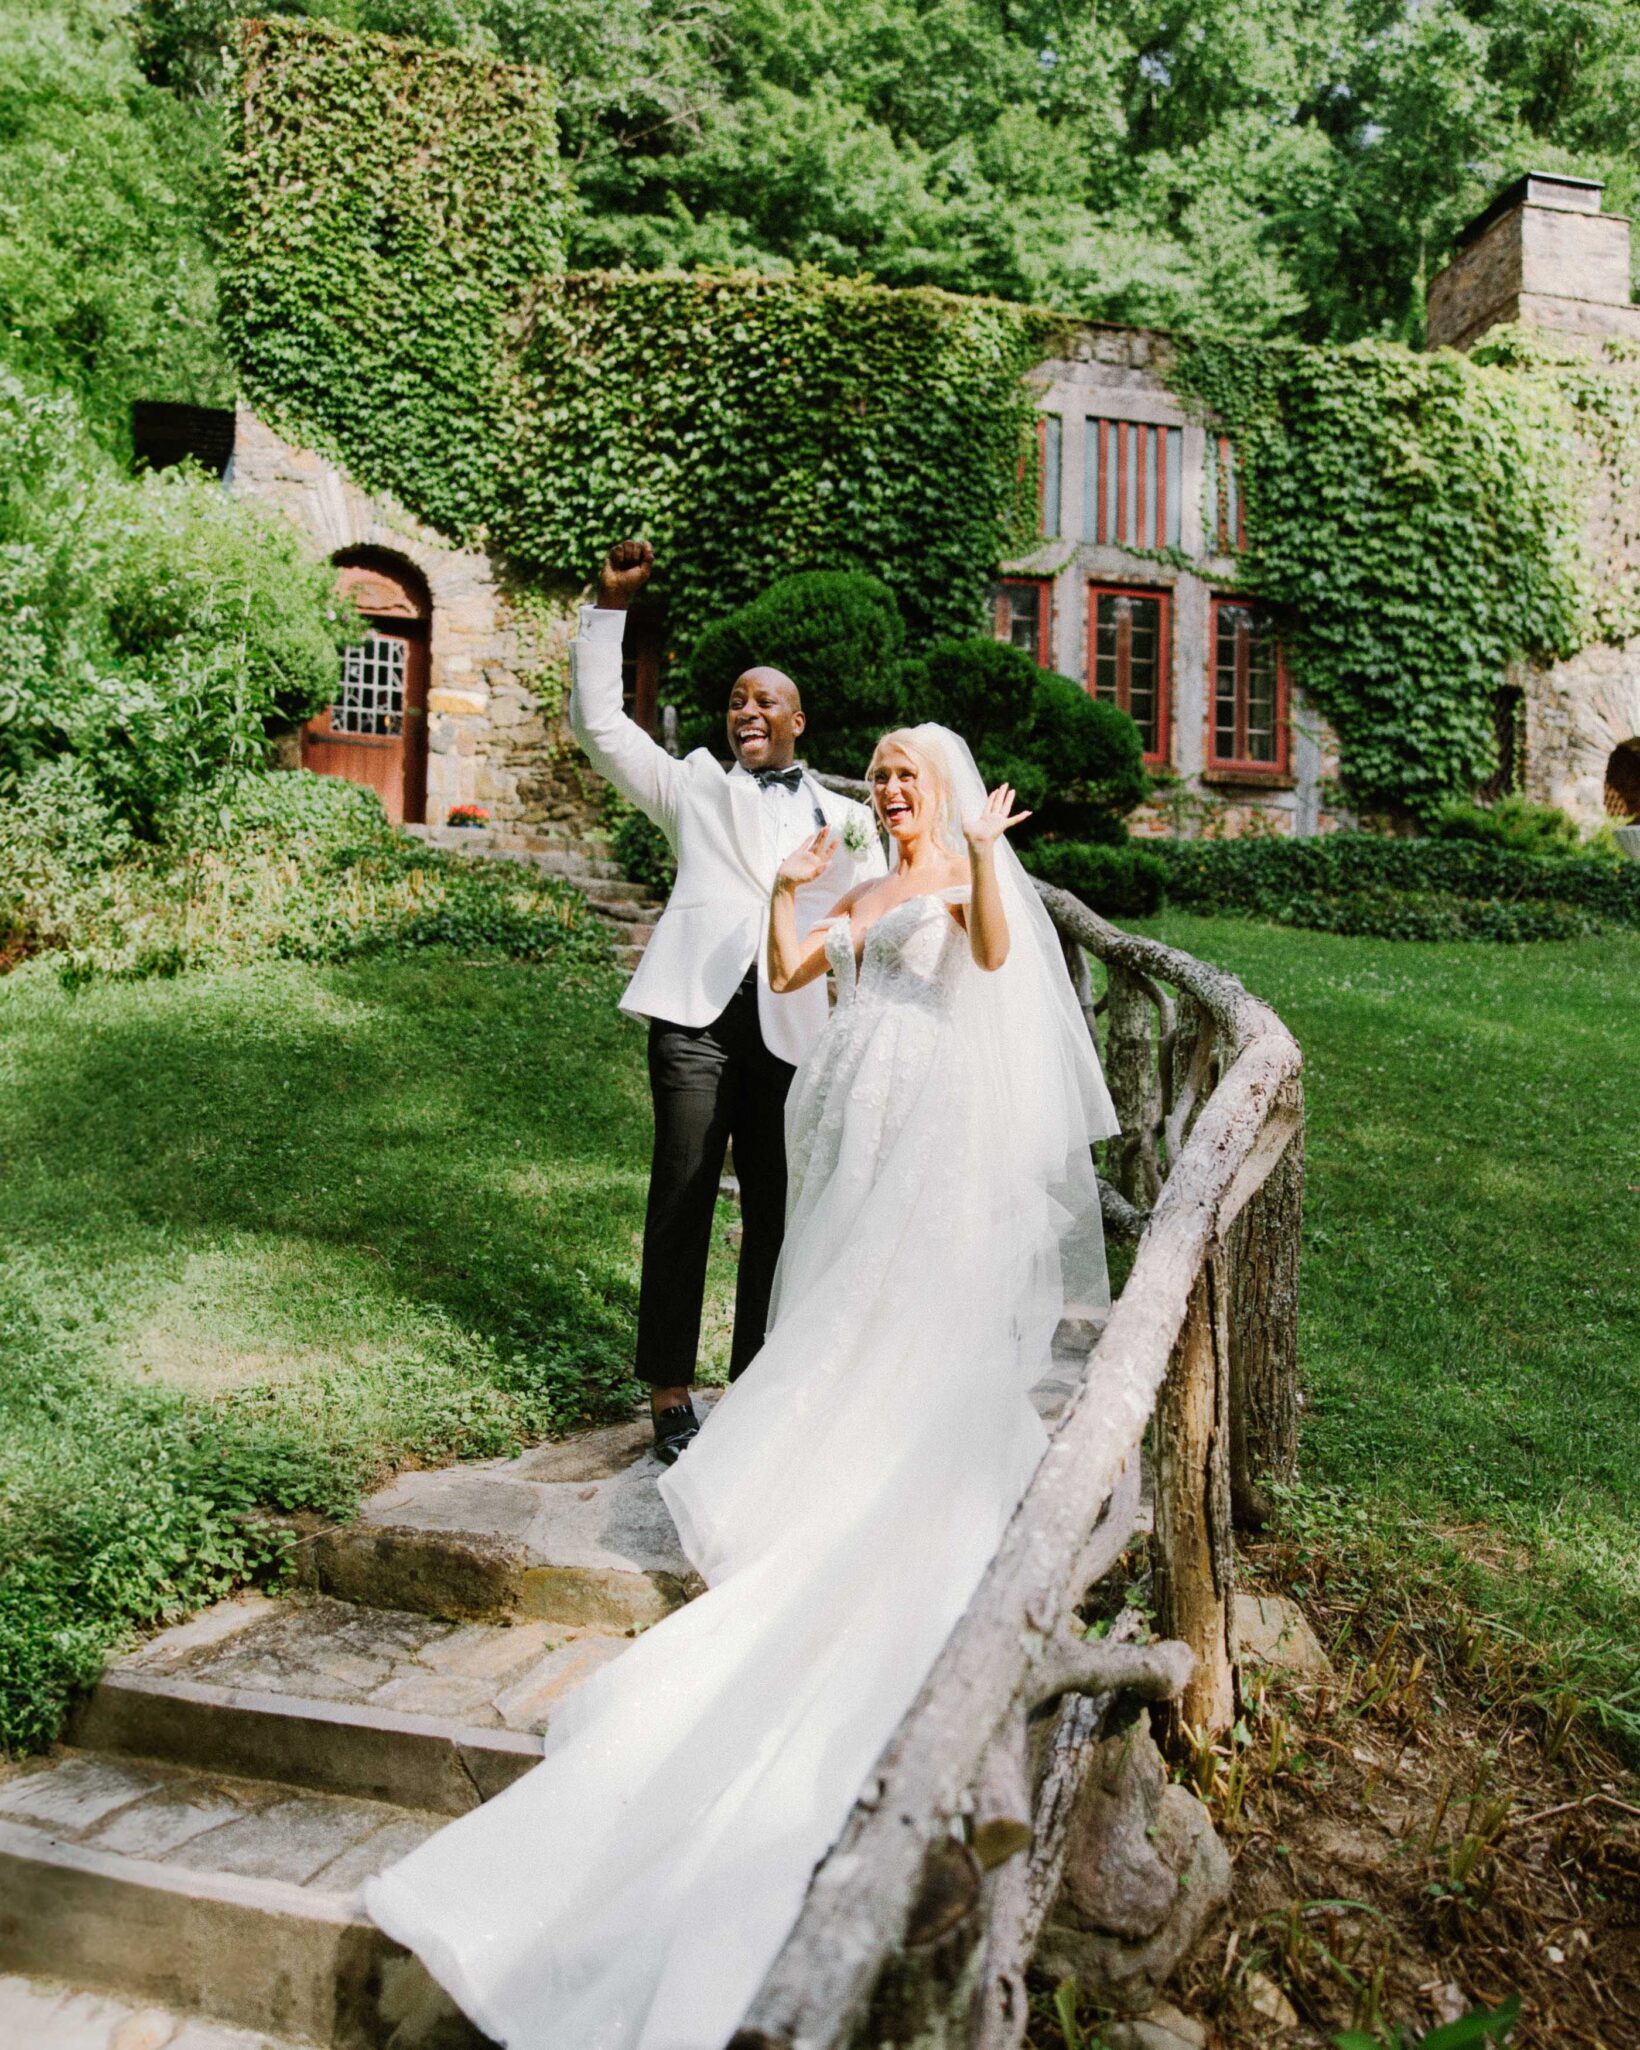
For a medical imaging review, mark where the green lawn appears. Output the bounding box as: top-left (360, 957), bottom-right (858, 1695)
top-left (2, 922), bottom-right (1635, 1754)
top-left (1134, 914), bottom-right (1640, 1743)
top-left (0, 953), bottom-right (738, 1750)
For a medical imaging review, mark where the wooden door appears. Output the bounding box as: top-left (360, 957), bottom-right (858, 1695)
top-left (303, 559), bottom-right (429, 824)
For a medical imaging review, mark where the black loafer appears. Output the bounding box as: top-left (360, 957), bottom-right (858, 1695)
top-left (652, 1401), bottom-right (700, 1466)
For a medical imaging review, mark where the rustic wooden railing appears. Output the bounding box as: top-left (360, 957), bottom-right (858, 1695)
top-left (731, 863), bottom-right (1304, 2050)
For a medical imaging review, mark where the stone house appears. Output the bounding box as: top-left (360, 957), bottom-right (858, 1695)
top-left (139, 175), bottom-right (1640, 845)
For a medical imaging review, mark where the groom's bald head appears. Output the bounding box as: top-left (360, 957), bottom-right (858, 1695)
top-left (727, 667), bottom-right (805, 772)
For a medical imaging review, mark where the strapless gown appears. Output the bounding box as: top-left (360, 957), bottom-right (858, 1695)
top-left (365, 892), bottom-right (1088, 2048)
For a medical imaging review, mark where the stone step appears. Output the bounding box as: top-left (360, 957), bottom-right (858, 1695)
top-left (524, 847), bottom-right (626, 883)
top-left (0, 1971), bottom-right (306, 2050)
top-left (583, 897), bottom-right (662, 925)
top-left (0, 1755), bottom-right (482, 2048)
top-left (68, 1595), bottom-right (603, 1816)
top-left (299, 1414), bottom-right (711, 1632)
top-left (559, 872), bottom-right (656, 905)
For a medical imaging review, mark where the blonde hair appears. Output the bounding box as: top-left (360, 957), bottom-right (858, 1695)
top-left (866, 727), bottom-right (960, 848)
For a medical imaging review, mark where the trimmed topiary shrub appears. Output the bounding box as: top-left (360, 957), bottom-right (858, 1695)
top-left (1150, 833), bottom-right (1640, 941)
top-left (684, 570), bottom-right (907, 768)
top-left (1020, 840), bottom-right (1169, 918)
top-left (905, 638), bottom-right (1147, 840)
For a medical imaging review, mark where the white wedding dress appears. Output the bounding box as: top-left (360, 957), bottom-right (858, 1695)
top-left (365, 728), bottom-right (1119, 2050)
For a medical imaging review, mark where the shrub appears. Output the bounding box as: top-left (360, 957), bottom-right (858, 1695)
top-left (0, 769), bottom-right (614, 981)
top-left (0, 371), bottom-right (353, 834)
top-left (1150, 833), bottom-right (1640, 941)
top-left (683, 570), bottom-right (907, 768)
top-left (606, 792), bottom-right (676, 897)
top-left (906, 638), bottom-right (1146, 839)
top-left (1021, 839), bottom-right (1169, 918)
top-left (1433, 795), bottom-right (1583, 858)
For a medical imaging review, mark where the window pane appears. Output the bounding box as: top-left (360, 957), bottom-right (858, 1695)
top-left (333, 633), bottom-right (406, 736)
top-left (1214, 606), bottom-right (1243, 758)
top-left (1041, 415), bottom-right (1062, 539)
top-left (1244, 615), bottom-right (1279, 761)
top-left (1003, 584), bottom-right (1039, 652)
top-left (1093, 591), bottom-right (1162, 754)
top-left (1165, 427), bottom-right (1182, 548)
top-left (1142, 426), bottom-right (1158, 547)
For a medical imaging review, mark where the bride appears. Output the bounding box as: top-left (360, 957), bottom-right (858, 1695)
top-left (365, 723), bottom-right (1119, 2049)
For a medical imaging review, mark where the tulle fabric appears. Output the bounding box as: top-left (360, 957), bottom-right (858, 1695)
top-left (363, 730), bottom-right (1116, 2050)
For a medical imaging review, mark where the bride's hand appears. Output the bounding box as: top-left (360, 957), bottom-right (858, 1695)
top-left (962, 784), bottom-right (1032, 854)
top-left (775, 828), bottom-right (838, 891)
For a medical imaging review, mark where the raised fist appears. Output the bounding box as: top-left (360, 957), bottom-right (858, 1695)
top-left (597, 539), bottom-right (654, 609)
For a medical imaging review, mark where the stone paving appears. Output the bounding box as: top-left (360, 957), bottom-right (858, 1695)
top-left (0, 1749), bottom-right (444, 1894)
top-left (115, 1589), bottom-right (630, 1736)
top-left (0, 1974), bottom-right (299, 2050)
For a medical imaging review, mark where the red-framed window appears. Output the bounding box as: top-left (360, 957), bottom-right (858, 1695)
top-left (1088, 584), bottom-right (1171, 766)
top-left (1084, 418), bottom-right (1183, 550)
top-left (1206, 434), bottom-right (1246, 553)
top-left (1208, 596), bottom-right (1288, 776)
top-left (993, 578), bottom-right (1052, 666)
top-left (1019, 415), bottom-right (1063, 538)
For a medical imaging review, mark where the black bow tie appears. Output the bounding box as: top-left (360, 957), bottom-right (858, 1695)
top-left (753, 766), bottom-right (805, 792)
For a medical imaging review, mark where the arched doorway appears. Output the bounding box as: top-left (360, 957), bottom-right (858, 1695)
top-left (303, 552), bottom-right (430, 824)
top-left (1605, 738), bottom-right (1640, 822)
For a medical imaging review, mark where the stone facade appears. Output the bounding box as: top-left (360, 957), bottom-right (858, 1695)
top-left (232, 173), bottom-right (1640, 845)
top-left (230, 405), bottom-right (590, 832)
top-left (1002, 326), bottom-right (1353, 841)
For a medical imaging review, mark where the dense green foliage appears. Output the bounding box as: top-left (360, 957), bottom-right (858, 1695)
top-left (139, 0), bottom-right (1639, 346)
top-left (0, 1), bottom-right (227, 441)
top-left (0, 372), bottom-right (350, 832)
top-left (0, 766), bottom-right (612, 981)
top-left (1137, 916), bottom-right (1639, 1745)
top-left (1169, 336), bottom-right (1589, 819)
top-left (1019, 839), bottom-right (1169, 917)
top-left (225, 16), bottom-right (567, 542)
top-left (1433, 794), bottom-right (1584, 857)
top-left (0, 952), bottom-right (662, 1752)
top-left (1149, 832), bottom-right (1640, 942)
top-left (684, 570), bottom-right (908, 761)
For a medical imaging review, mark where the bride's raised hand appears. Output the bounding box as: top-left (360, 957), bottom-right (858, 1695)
top-left (961, 783), bottom-right (1032, 854)
top-left (775, 828), bottom-right (838, 891)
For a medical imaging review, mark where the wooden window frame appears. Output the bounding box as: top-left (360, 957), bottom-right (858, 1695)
top-left (1205, 593), bottom-right (1291, 783)
top-left (1087, 581), bottom-right (1172, 769)
top-left (994, 577), bottom-right (1052, 667)
top-left (1210, 435), bottom-right (1248, 554)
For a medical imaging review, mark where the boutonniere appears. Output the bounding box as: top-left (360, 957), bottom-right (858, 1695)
top-left (840, 810), bottom-right (872, 859)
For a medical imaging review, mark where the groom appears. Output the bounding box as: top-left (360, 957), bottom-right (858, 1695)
top-left (571, 540), bottom-right (884, 1462)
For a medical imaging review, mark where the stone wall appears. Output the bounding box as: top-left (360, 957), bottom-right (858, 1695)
top-left (1005, 331), bottom-right (1352, 842)
top-left (230, 406), bottom-right (591, 833)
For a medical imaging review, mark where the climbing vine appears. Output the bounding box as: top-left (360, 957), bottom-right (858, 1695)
top-left (223, 20), bottom-right (1058, 654)
top-left (1168, 336), bottom-right (1592, 819)
top-left (226, 20), bottom-right (1638, 819)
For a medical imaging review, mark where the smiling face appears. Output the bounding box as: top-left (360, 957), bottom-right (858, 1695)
top-left (868, 736), bottom-right (947, 850)
top-left (727, 667), bottom-right (805, 772)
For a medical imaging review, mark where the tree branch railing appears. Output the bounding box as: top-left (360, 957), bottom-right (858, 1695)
top-left (731, 856), bottom-right (1304, 2050)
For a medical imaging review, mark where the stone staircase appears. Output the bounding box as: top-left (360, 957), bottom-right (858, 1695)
top-left (0, 1414), bottom-right (685, 2050)
top-left (1, 1349), bottom-right (1107, 2049)
top-left (406, 821), bottom-right (662, 973)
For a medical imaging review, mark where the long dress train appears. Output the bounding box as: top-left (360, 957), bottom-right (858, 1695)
top-left (365, 734), bottom-right (1118, 2050)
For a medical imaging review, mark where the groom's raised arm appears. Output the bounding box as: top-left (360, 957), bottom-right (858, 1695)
top-left (569, 539), bottom-right (681, 835)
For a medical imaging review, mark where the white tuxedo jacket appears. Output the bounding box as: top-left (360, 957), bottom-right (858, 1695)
top-left (569, 606), bottom-right (886, 1067)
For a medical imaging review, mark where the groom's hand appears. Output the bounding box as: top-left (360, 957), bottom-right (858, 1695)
top-left (597, 539), bottom-right (654, 610)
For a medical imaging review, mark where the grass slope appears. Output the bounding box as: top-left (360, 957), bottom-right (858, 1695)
top-left (1137, 914), bottom-right (1640, 1744)
top-left (0, 953), bottom-right (740, 1752)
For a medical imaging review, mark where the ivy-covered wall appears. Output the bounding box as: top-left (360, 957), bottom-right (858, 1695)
top-left (224, 18), bottom-right (1636, 824)
top-left (225, 19), bottom-right (1057, 657)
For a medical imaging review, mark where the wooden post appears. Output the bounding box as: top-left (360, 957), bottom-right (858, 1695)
top-left (1152, 1265), bottom-right (1236, 1742)
top-left (1227, 1105), bottom-right (1303, 1532)
top-left (1103, 964), bottom-right (1161, 1207)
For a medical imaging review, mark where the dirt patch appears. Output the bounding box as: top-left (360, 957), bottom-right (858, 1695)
top-left (1031, 1534), bottom-right (1640, 2050)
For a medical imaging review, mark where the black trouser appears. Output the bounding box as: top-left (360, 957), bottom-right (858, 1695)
top-left (635, 970), bottom-right (796, 1389)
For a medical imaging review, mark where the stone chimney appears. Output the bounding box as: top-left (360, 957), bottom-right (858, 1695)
top-left (1426, 173), bottom-right (1640, 351)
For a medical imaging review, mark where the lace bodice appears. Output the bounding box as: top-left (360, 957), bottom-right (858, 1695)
top-left (822, 890), bottom-right (969, 1014)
